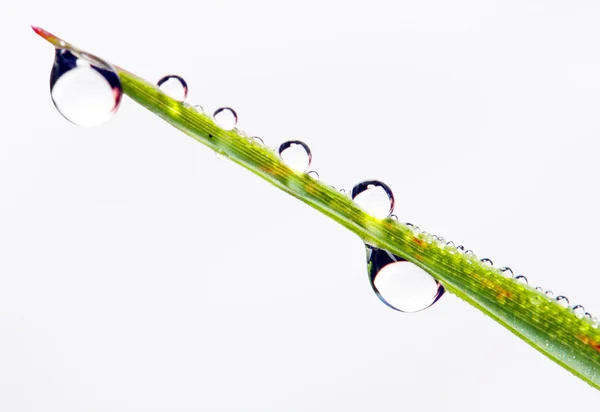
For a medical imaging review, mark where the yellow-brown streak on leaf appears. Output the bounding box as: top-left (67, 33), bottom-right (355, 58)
top-left (578, 335), bottom-right (600, 353)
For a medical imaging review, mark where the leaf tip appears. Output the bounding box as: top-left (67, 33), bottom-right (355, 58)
top-left (31, 26), bottom-right (63, 47)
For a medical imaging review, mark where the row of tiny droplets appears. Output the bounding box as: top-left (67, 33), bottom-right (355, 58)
top-left (403, 222), bottom-right (599, 328)
top-left (158, 74), bottom-right (598, 328)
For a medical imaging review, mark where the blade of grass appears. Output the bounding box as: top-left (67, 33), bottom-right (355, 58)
top-left (33, 26), bottom-right (600, 390)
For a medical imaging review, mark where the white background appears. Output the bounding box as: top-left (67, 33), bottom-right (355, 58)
top-left (1, 0), bottom-right (599, 410)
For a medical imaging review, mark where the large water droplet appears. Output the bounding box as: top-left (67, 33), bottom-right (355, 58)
top-left (157, 75), bottom-right (188, 101)
top-left (366, 245), bottom-right (445, 313)
top-left (351, 180), bottom-right (395, 219)
top-left (50, 49), bottom-right (122, 127)
top-left (213, 107), bottom-right (238, 131)
top-left (278, 140), bottom-right (312, 172)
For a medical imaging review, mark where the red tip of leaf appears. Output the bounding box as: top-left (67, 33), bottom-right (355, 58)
top-left (31, 26), bottom-right (47, 36)
top-left (31, 26), bottom-right (60, 45)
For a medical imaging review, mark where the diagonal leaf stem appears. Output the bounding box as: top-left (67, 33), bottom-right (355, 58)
top-left (33, 26), bottom-right (600, 390)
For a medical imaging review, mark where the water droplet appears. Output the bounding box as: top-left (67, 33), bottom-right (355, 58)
top-left (465, 249), bottom-right (475, 256)
top-left (351, 180), bottom-right (395, 219)
top-left (339, 188), bottom-right (347, 194)
top-left (480, 258), bottom-right (494, 266)
top-left (215, 150), bottom-right (228, 160)
top-left (545, 290), bottom-right (555, 298)
top-left (307, 171), bottom-right (320, 180)
top-left (49, 48), bottom-right (122, 127)
top-left (277, 140), bottom-right (312, 172)
top-left (514, 275), bottom-right (528, 285)
top-left (213, 107), bottom-right (238, 131)
top-left (592, 317), bottom-right (599, 328)
top-left (456, 245), bottom-right (466, 253)
top-left (251, 136), bottom-right (264, 145)
top-left (535, 286), bottom-right (544, 293)
top-left (556, 296), bottom-right (570, 308)
top-left (584, 312), bottom-right (592, 321)
top-left (157, 75), bottom-right (188, 101)
top-left (446, 241), bottom-right (455, 247)
top-left (366, 245), bottom-right (444, 313)
top-left (234, 127), bottom-right (248, 138)
top-left (390, 214), bottom-right (398, 221)
top-left (499, 267), bottom-right (513, 278)
top-left (572, 305), bottom-right (585, 319)
top-left (193, 104), bottom-right (204, 113)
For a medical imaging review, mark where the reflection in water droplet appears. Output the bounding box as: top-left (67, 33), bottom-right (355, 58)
top-left (157, 75), bottom-right (188, 101)
top-left (307, 171), bottom-right (320, 180)
top-left (351, 180), bottom-right (395, 219)
top-left (572, 305), bottom-right (585, 318)
top-left (500, 267), bottom-right (513, 278)
top-left (556, 296), bottom-right (569, 308)
top-left (480, 258), bottom-right (493, 266)
top-left (193, 104), bottom-right (204, 113)
top-left (278, 140), bottom-right (312, 172)
top-left (366, 245), bottom-right (444, 313)
top-left (545, 290), bottom-right (555, 298)
top-left (514, 275), bottom-right (528, 285)
top-left (50, 49), bottom-right (122, 127)
top-left (213, 107), bottom-right (238, 131)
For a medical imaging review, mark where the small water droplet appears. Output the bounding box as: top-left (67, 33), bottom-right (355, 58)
top-left (193, 104), bottom-right (204, 113)
top-left (456, 245), bottom-right (466, 253)
top-left (465, 249), bottom-right (475, 256)
top-left (157, 75), bottom-right (188, 101)
top-left (535, 286), bottom-right (544, 293)
top-left (49, 48), bottom-right (122, 127)
top-left (251, 136), bottom-right (264, 145)
top-left (351, 180), bottom-right (395, 219)
top-left (339, 188), bottom-right (347, 194)
top-left (545, 290), bottom-right (555, 298)
top-left (307, 171), bottom-right (320, 180)
top-left (278, 140), bottom-right (312, 172)
top-left (215, 150), bottom-right (228, 160)
top-left (480, 258), bottom-right (494, 266)
top-left (572, 305), bottom-right (585, 319)
top-left (390, 214), bottom-right (399, 221)
top-left (514, 275), bottom-right (528, 285)
top-left (213, 107), bottom-right (238, 131)
top-left (584, 312), bottom-right (592, 321)
top-left (592, 317), bottom-right (599, 328)
top-left (366, 245), bottom-right (444, 313)
top-left (446, 241), bottom-right (455, 247)
top-left (556, 296), bottom-right (570, 308)
top-left (233, 127), bottom-right (246, 136)
top-left (499, 267), bottom-right (513, 278)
